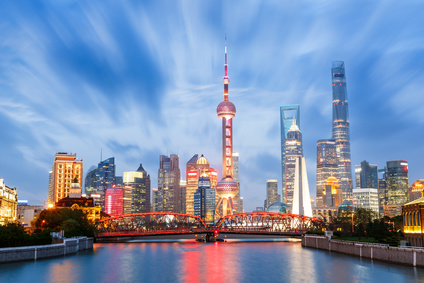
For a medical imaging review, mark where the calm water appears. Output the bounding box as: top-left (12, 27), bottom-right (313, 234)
top-left (1, 240), bottom-right (424, 283)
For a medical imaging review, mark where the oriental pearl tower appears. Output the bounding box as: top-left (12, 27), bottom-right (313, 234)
top-left (215, 38), bottom-right (238, 217)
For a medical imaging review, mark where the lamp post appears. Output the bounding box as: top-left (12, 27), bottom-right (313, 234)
top-left (351, 212), bottom-right (354, 233)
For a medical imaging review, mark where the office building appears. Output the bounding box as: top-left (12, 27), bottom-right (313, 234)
top-left (84, 165), bottom-right (97, 195)
top-left (266, 179), bottom-right (279, 209)
top-left (157, 154), bottom-right (180, 212)
top-left (355, 160), bottom-right (378, 189)
top-left (105, 185), bottom-right (131, 216)
top-left (331, 61), bottom-right (353, 201)
top-left (353, 188), bottom-right (379, 216)
top-left (386, 160), bottom-right (409, 205)
top-left (123, 164), bottom-right (151, 213)
top-left (49, 152), bottom-right (83, 205)
top-left (316, 139), bottom-right (337, 207)
top-left (194, 172), bottom-right (216, 224)
top-left (232, 152), bottom-right (242, 214)
top-left (97, 157), bottom-right (116, 211)
top-left (152, 188), bottom-right (160, 212)
top-left (280, 105), bottom-right (300, 200)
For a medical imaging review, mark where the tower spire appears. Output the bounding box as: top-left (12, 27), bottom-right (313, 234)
top-left (223, 34), bottom-right (229, 101)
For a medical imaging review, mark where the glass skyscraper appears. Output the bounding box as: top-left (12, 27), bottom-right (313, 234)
top-left (316, 139), bottom-right (337, 207)
top-left (283, 121), bottom-right (303, 207)
top-left (84, 165), bottom-right (97, 195)
top-left (386, 160), bottom-right (409, 205)
top-left (194, 174), bottom-right (215, 224)
top-left (355, 160), bottom-right (378, 189)
top-left (157, 154), bottom-right (180, 212)
top-left (97, 157), bottom-right (116, 211)
top-left (280, 105), bottom-right (300, 202)
top-left (331, 61), bottom-right (353, 201)
top-left (123, 164), bottom-right (151, 213)
top-left (266, 179), bottom-right (279, 209)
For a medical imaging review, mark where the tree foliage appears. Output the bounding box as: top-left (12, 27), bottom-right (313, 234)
top-left (0, 223), bottom-right (52, 248)
top-left (35, 208), bottom-right (95, 237)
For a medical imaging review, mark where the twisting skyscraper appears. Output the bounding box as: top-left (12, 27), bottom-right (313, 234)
top-left (331, 61), bottom-right (353, 201)
top-left (215, 38), bottom-right (238, 217)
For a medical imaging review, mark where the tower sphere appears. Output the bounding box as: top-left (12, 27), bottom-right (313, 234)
top-left (216, 177), bottom-right (238, 198)
top-left (217, 100), bottom-right (236, 119)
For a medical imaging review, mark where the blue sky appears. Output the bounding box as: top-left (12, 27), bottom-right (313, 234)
top-left (1, 1), bottom-right (424, 211)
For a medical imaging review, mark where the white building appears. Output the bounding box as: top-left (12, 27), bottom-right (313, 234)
top-left (353, 188), bottom-right (379, 215)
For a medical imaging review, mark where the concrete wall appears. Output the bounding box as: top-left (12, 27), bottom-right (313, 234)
top-left (0, 237), bottom-right (93, 263)
top-left (302, 235), bottom-right (424, 267)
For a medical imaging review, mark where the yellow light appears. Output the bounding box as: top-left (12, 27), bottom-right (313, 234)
top-left (48, 204), bottom-right (54, 209)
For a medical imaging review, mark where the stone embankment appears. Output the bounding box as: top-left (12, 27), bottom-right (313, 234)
top-left (0, 237), bottom-right (93, 263)
top-left (302, 235), bottom-right (424, 267)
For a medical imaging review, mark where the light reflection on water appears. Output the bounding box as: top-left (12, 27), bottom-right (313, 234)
top-left (1, 241), bottom-right (424, 283)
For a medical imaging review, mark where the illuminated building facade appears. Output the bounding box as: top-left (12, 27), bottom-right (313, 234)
top-left (353, 188), bottom-right (379, 216)
top-left (157, 154), bottom-right (180, 212)
top-left (152, 188), bottom-right (159, 212)
top-left (123, 164), bottom-right (151, 213)
top-left (355, 160), bottom-right (378, 189)
top-left (386, 160), bottom-right (409, 206)
top-left (186, 154), bottom-right (217, 216)
top-left (105, 185), bottom-right (131, 216)
top-left (232, 152), bottom-right (242, 214)
top-left (179, 180), bottom-right (187, 213)
top-left (97, 157), bottom-right (116, 211)
top-left (194, 173), bottom-right (216, 224)
top-left (323, 176), bottom-right (342, 207)
top-left (49, 152), bottom-right (83, 205)
top-left (331, 61), bottom-right (353, 201)
top-left (0, 178), bottom-right (18, 225)
top-left (316, 139), bottom-right (337, 207)
top-left (280, 104), bottom-right (300, 201)
top-left (215, 40), bottom-right (238, 217)
top-left (402, 191), bottom-right (424, 247)
top-left (410, 180), bottom-right (424, 202)
top-left (266, 179), bottom-right (279, 209)
top-left (284, 121), bottom-right (303, 208)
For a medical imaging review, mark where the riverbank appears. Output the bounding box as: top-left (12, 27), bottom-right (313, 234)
top-left (302, 235), bottom-right (424, 267)
top-left (0, 237), bottom-right (93, 263)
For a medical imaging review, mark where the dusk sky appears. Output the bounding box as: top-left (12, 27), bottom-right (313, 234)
top-left (1, 1), bottom-right (424, 211)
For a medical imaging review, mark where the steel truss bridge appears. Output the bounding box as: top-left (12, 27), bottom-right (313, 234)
top-left (96, 212), bottom-right (322, 242)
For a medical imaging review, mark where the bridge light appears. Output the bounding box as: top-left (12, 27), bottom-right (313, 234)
top-left (214, 230), bottom-right (219, 235)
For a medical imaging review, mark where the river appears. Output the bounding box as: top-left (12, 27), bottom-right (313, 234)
top-left (1, 240), bottom-right (423, 282)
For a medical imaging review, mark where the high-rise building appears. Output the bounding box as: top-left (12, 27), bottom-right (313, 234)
top-left (152, 188), bottom-right (160, 212)
top-left (331, 61), bottom-right (353, 201)
top-left (322, 176), bottom-right (342, 207)
top-left (316, 139), bottom-right (337, 207)
top-left (355, 160), bottom-right (378, 189)
top-left (280, 105), bottom-right (300, 198)
top-left (386, 160), bottom-right (409, 205)
top-left (84, 165), bottom-right (97, 195)
top-left (283, 121), bottom-right (303, 207)
top-left (215, 39), bottom-right (238, 217)
top-left (157, 154), bottom-right (180, 212)
top-left (105, 185), bottom-right (131, 216)
top-left (179, 180), bottom-right (187, 214)
top-left (186, 154), bottom-right (217, 216)
top-left (48, 170), bottom-right (53, 204)
top-left (97, 157), bottom-right (116, 211)
top-left (353, 188), bottom-right (379, 216)
top-left (123, 164), bottom-right (151, 213)
top-left (266, 179), bottom-right (279, 209)
top-left (194, 173), bottom-right (216, 224)
top-left (49, 152), bottom-right (83, 204)
top-left (232, 152), bottom-right (242, 213)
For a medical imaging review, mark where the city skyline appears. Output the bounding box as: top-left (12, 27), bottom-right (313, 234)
top-left (1, 2), bottom-right (424, 212)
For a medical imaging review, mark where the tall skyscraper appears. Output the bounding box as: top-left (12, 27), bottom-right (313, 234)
top-left (84, 165), bottom-right (97, 195)
top-left (49, 152), bottom-right (83, 204)
top-left (152, 188), bottom-right (160, 212)
top-left (179, 180), bottom-right (187, 213)
top-left (97, 157), bottom-right (116, 211)
top-left (280, 105), bottom-right (300, 198)
top-left (215, 39), bottom-right (238, 217)
top-left (283, 121), bottom-right (303, 207)
top-left (266, 179), bottom-right (279, 209)
top-left (157, 154), bottom-right (180, 212)
top-left (316, 139), bottom-right (337, 207)
top-left (186, 154), bottom-right (217, 215)
top-left (355, 160), bottom-right (378, 189)
top-left (331, 61), bottom-right (353, 201)
top-left (322, 176), bottom-right (342, 207)
top-left (123, 164), bottom-right (151, 213)
top-left (386, 160), bottom-right (409, 205)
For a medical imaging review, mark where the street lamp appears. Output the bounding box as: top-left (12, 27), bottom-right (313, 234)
top-left (351, 212), bottom-right (355, 233)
